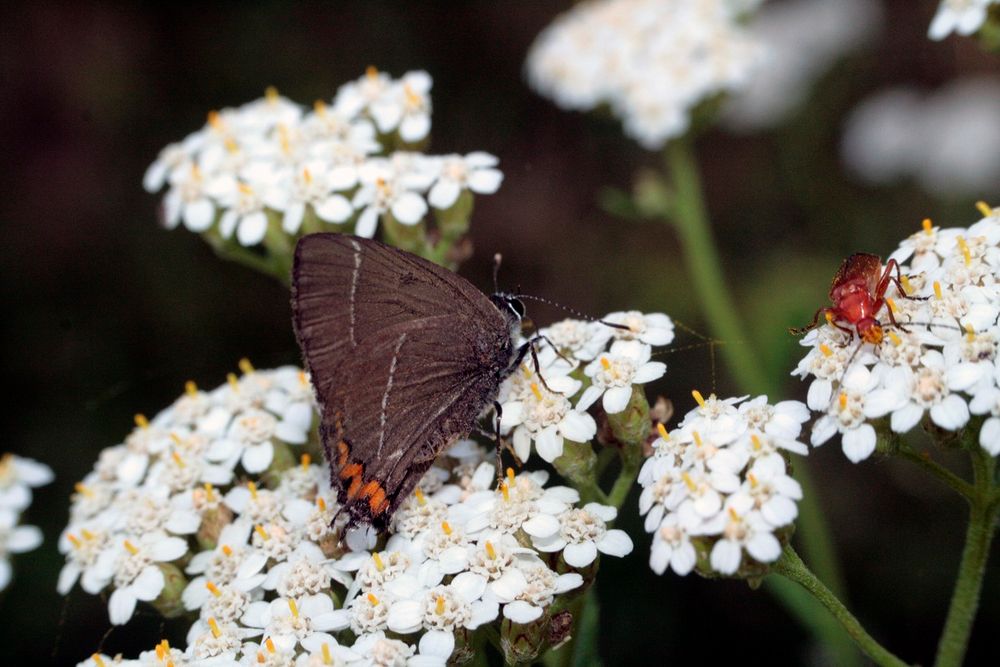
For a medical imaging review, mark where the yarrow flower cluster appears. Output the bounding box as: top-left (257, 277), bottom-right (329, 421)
top-left (840, 77), bottom-right (1000, 196)
top-left (0, 453), bottom-right (52, 591)
top-left (62, 365), bottom-right (633, 665)
top-left (143, 68), bottom-right (502, 246)
top-left (928, 0), bottom-right (998, 40)
top-left (499, 311), bottom-right (673, 463)
top-left (525, 0), bottom-right (764, 149)
top-left (638, 392), bottom-right (808, 577)
top-left (794, 204), bottom-right (1000, 462)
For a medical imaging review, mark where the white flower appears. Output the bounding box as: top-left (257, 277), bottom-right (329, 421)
top-left (577, 340), bottom-right (665, 414)
top-left (928, 0), bottom-right (996, 40)
top-left (810, 365), bottom-right (886, 463)
top-left (649, 514), bottom-right (696, 576)
top-left (428, 153), bottom-right (503, 209)
top-left (602, 310), bottom-right (675, 346)
top-left (706, 499), bottom-right (782, 575)
top-left (352, 163), bottom-right (428, 238)
top-left (240, 595), bottom-right (343, 653)
top-left (526, 0), bottom-right (764, 148)
top-left (531, 503), bottom-right (633, 568)
top-left (0, 509), bottom-right (44, 591)
top-left (500, 378), bottom-right (595, 463)
top-left (107, 533), bottom-right (188, 624)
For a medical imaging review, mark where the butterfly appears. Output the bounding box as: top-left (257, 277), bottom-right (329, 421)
top-left (291, 233), bottom-right (528, 531)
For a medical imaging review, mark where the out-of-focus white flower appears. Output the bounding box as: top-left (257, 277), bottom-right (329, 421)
top-left (725, 0), bottom-right (882, 131)
top-left (928, 0), bottom-right (997, 40)
top-left (526, 0), bottom-right (764, 148)
top-left (842, 78), bottom-right (1000, 198)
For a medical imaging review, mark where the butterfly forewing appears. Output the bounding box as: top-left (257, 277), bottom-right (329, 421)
top-left (291, 234), bottom-right (516, 530)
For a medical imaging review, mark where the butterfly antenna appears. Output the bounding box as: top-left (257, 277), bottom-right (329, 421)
top-left (513, 294), bottom-right (631, 330)
top-left (493, 253), bottom-right (502, 293)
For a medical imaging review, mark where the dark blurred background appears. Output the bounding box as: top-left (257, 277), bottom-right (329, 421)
top-left (2, 1), bottom-right (999, 664)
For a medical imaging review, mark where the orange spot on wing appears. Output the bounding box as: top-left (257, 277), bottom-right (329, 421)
top-left (346, 475), bottom-right (363, 499)
top-left (337, 441), bottom-right (350, 467)
top-left (360, 480), bottom-right (382, 499)
top-left (372, 496), bottom-right (390, 515)
top-left (339, 462), bottom-right (363, 480)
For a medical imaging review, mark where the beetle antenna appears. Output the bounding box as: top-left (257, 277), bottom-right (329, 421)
top-left (512, 294), bottom-right (631, 330)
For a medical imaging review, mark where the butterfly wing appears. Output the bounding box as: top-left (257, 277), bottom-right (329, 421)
top-left (291, 233), bottom-right (514, 529)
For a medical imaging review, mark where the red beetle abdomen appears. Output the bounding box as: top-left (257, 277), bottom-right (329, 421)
top-left (834, 282), bottom-right (876, 324)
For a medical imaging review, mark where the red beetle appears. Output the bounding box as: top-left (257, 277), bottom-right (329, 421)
top-left (790, 253), bottom-right (916, 344)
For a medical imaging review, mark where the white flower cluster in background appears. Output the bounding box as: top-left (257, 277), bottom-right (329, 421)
top-left (841, 77), bottom-right (1000, 198)
top-left (525, 0), bottom-right (765, 149)
top-left (0, 454), bottom-right (52, 591)
top-left (793, 205), bottom-right (1000, 462)
top-left (929, 0), bottom-right (998, 40)
top-left (61, 366), bottom-right (633, 665)
top-left (724, 0), bottom-right (882, 132)
top-left (499, 311), bottom-right (673, 463)
top-left (143, 68), bottom-right (503, 245)
top-left (638, 393), bottom-right (808, 577)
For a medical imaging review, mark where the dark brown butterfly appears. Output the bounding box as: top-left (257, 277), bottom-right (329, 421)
top-left (291, 233), bottom-right (527, 531)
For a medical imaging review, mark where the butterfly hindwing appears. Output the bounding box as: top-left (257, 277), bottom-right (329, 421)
top-left (291, 233), bottom-right (516, 529)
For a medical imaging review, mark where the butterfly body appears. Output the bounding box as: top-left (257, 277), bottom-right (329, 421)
top-left (291, 233), bottom-right (523, 530)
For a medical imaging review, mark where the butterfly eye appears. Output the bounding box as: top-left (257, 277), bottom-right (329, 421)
top-left (507, 297), bottom-right (525, 320)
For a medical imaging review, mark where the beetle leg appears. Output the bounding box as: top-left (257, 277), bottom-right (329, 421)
top-left (883, 258), bottom-right (927, 301)
top-left (879, 297), bottom-right (911, 333)
top-left (789, 307), bottom-right (833, 335)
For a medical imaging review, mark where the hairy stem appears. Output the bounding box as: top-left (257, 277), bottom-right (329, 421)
top-left (934, 445), bottom-right (998, 667)
top-left (773, 546), bottom-right (910, 667)
top-left (664, 138), bottom-right (855, 664)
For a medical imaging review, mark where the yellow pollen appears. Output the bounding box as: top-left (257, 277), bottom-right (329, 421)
top-left (316, 496), bottom-right (327, 511)
top-left (74, 482), bottom-right (93, 498)
top-left (957, 237), bottom-right (972, 266)
top-left (190, 163), bottom-right (202, 180)
top-left (248, 481), bottom-right (259, 500)
top-left (900, 275), bottom-right (913, 295)
top-left (255, 524), bottom-right (270, 541)
top-left (92, 654), bottom-right (106, 667)
top-left (485, 540), bottom-right (496, 559)
top-left (750, 434), bottom-right (762, 451)
top-left (436, 596), bottom-right (446, 615)
top-left (500, 480), bottom-right (510, 502)
top-left (441, 521), bottom-right (452, 535)
top-left (257, 652), bottom-right (265, 663)
top-left (239, 358), bottom-right (254, 375)
top-left (265, 85), bottom-right (278, 103)
top-left (656, 423), bottom-right (669, 440)
top-left (298, 371), bottom-right (309, 386)
top-left (322, 643), bottom-right (332, 665)
top-left (169, 432), bottom-right (183, 446)
top-left (123, 539), bottom-right (138, 555)
top-left (839, 392), bottom-right (848, 410)
top-left (933, 281), bottom-right (943, 300)
top-left (886, 297), bottom-right (898, 314)
top-left (224, 137), bottom-right (239, 154)
top-left (278, 124), bottom-right (291, 154)
top-left (691, 390), bottom-right (706, 407)
top-left (171, 451), bottom-right (185, 468)
top-left (81, 529), bottom-right (95, 541)
top-left (227, 372), bottom-right (239, 390)
top-left (206, 581), bottom-right (222, 597)
top-left (203, 482), bottom-right (215, 501)
top-left (681, 472), bottom-right (697, 492)
top-left (185, 380), bottom-right (198, 396)
top-left (67, 533), bottom-right (81, 548)
top-left (367, 592), bottom-right (380, 606)
top-left (506, 467), bottom-right (515, 484)
top-left (134, 413), bottom-right (149, 429)
top-left (819, 344), bottom-right (833, 357)
top-left (825, 311), bottom-right (835, 324)
top-left (922, 218), bottom-right (933, 235)
top-left (314, 100), bottom-right (327, 115)
top-left (530, 382), bottom-right (543, 401)
top-left (167, 661), bottom-right (174, 667)
top-left (207, 110), bottom-right (223, 130)
top-left (748, 472), bottom-right (758, 488)
top-left (965, 322), bottom-right (976, 341)
top-left (888, 331), bottom-right (902, 346)
top-left (208, 617), bottom-right (222, 638)
top-left (302, 167), bottom-right (313, 184)
top-left (222, 545), bottom-right (233, 557)
top-left (373, 551), bottom-right (385, 571)
top-left (414, 487), bottom-right (427, 506)
top-left (600, 356), bottom-right (611, 370)
top-left (265, 637), bottom-right (276, 653)
top-left (976, 201), bottom-right (993, 218)
top-left (366, 65), bottom-right (379, 79)
top-left (156, 643), bottom-right (166, 660)
top-left (404, 83), bottom-right (421, 106)
top-left (301, 453), bottom-right (311, 469)
top-left (288, 598), bottom-right (299, 618)
top-left (692, 430), bottom-right (702, 446)
top-left (728, 507), bottom-right (740, 521)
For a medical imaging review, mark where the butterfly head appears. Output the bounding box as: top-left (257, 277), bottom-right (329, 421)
top-left (491, 292), bottom-right (526, 326)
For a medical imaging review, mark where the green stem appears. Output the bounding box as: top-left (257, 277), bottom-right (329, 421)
top-left (897, 445), bottom-right (975, 500)
top-left (934, 447), bottom-right (999, 667)
top-left (773, 546), bottom-right (910, 667)
top-left (664, 139), bottom-right (855, 663)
